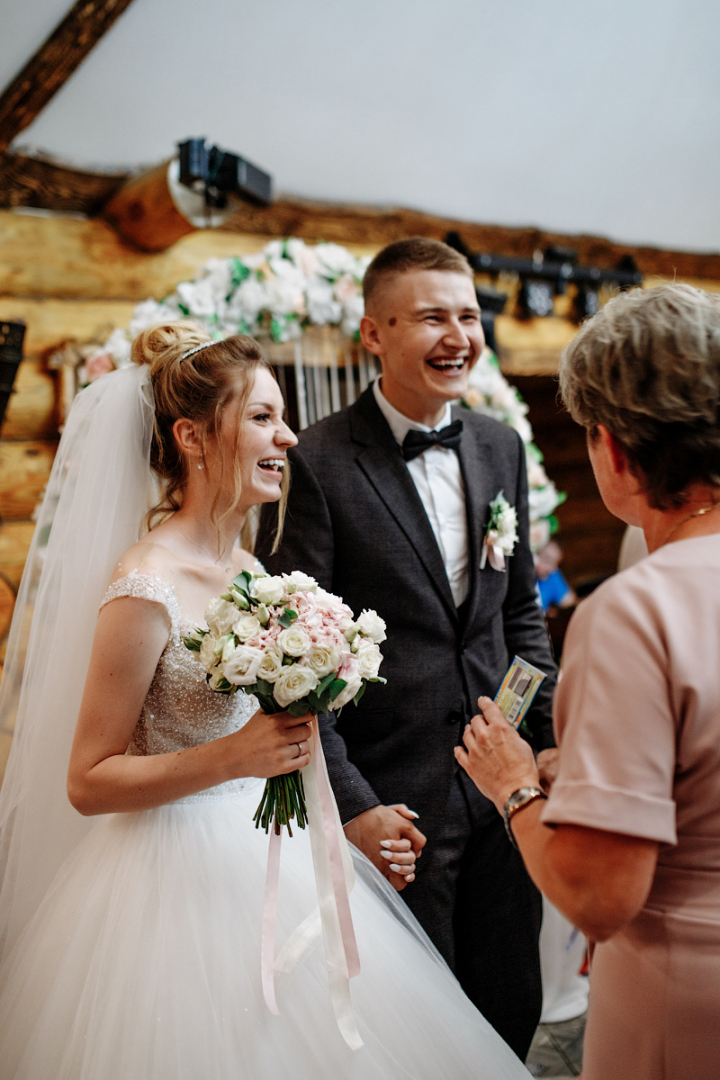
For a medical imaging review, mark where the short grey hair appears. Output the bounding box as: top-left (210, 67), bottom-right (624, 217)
top-left (559, 283), bottom-right (720, 508)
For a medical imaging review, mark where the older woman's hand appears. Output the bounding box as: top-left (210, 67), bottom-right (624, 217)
top-left (455, 697), bottom-right (540, 814)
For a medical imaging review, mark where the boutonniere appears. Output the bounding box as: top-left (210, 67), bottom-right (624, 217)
top-left (480, 491), bottom-right (518, 572)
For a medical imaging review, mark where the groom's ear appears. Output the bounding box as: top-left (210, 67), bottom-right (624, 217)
top-left (359, 314), bottom-right (383, 357)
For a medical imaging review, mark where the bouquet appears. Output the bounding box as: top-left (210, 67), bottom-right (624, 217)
top-left (184, 569), bottom-right (386, 835)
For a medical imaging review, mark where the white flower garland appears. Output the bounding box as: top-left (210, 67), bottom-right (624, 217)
top-left (463, 350), bottom-right (565, 551)
top-left (126, 238), bottom-right (369, 345)
top-left (93, 238), bottom-right (564, 550)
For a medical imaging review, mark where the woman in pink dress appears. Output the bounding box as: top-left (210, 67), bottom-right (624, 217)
top-left (457, 282), bottom-right (720, 1080)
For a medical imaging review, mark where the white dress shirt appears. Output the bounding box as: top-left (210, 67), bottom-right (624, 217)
top-left (373, 378), bottom-right (469, 607)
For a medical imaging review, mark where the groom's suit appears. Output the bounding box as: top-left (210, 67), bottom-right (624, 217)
top-left (257, 386), bottom-right (558, 1058)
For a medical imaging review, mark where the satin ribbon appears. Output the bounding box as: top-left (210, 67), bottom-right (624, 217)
top-left (480, 528), bottom-right (506, 572)
top-left (261, 720), bottom-right (363, 1050)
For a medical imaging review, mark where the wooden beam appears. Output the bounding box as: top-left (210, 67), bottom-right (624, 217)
top-left (0, 0), bottom-right (137, 154)
top-left (0, 153), bottom-right (126, 214)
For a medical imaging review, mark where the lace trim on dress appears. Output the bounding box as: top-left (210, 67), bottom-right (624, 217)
top-left (100, 569), bottom-right (184, 644)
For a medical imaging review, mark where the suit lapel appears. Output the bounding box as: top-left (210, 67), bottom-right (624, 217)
top-left (455, 407), bottom-right (496, 630)
top-left (350, 391), bottom-right (458, 621)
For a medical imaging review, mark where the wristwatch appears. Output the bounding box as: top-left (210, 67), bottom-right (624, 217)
top-left (503, 786), bottom-right (547, 848)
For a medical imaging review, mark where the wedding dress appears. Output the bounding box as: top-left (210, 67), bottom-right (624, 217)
top-left (0, 569), bottom-right (527, 1079)
top-left (0, 366), bottom-right (528, 1079)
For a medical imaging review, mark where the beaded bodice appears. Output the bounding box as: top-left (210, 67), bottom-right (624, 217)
top-left (100, 570), bottom-right (260, 801)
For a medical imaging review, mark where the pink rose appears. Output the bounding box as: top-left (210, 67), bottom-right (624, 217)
top-left (85, 353), bottom-right (115, 382)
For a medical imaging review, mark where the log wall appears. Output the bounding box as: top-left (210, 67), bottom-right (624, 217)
top-left (0, 205), bottom-right (718, 729)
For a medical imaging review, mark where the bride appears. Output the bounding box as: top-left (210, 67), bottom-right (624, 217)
top-left (0, 323), bottom-right (527, 1079)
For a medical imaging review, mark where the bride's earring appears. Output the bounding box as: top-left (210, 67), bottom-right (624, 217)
top-left (197, 462), bottom-right (204, 471)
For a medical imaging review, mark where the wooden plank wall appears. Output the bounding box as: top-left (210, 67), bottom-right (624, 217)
top-left (0, 205), bottom-right (718, 742)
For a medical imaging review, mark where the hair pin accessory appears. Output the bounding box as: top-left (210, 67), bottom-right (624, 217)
top-left (179, 341), bottom-right (216, 362)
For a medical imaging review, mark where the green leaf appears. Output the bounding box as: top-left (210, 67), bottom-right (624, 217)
top-left (277, 608), bottom-right (298, 629)
top-left (288, 698), bottom-right (315, 718)
top-left (326, 678), bottom-right (347, 700)
top-left (177, 302), bottom-right (190, 317)
top-left (316, 671), bottom-right (337, 697)
top-left (254, 678), bottom-right (273, 697)
top-left (255, 694), bottom-right (280, 714)
top-left (352, 683), bottom-right (367, 707)
top-left (229, 257), bottom-right (250, 290)
top-left (182, 635), bottom-right (203, 652)
top-left (271, 316), bottom-right (284, 342)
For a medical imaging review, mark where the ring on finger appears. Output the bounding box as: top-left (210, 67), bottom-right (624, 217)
top-left (294, 741), bottom-right (305, 759)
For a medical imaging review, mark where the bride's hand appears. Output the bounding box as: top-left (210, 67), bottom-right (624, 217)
top-left (228, 708), bottom-right (312, 778)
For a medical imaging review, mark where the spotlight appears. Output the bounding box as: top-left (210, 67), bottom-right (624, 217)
top-left (476, 287), bottom-right (508, 354)
top-left (573, 286), bottom-right (600, 322)
top-left (517, 280), bottom-right (555, 319)
top-left (177, 138), bottom-right (272, 208)
top-left (0, 321), bottom-right (25, 430)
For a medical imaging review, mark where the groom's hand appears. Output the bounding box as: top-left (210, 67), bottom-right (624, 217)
top-left (344, 804), bottom-right (426, 892)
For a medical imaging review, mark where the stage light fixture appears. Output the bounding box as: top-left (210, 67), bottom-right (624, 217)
top-left (517, 280), bottom-right (555, 319)
top-left (573, 285), bottom-right (601, 322)
top-left (0, 321), bottom-right (25, 429)
top-left (476, 287), bottom-right (509, 353)
top-left (177, 138), bottom-right (272, 209)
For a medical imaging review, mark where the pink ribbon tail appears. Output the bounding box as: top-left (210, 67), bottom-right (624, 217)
top-left (261, 824), bottom-right (282, 1015)
top-left (488, 544), bottom-right (506, 572)
top-left (312, 725), bottom-right (361, 980)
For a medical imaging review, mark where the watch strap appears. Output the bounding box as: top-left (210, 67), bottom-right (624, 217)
top-left (503, 786), bottom-right (547, 848)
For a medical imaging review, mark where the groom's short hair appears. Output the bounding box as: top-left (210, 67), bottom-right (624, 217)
top-left (363, 237), bottom-right (474, 309)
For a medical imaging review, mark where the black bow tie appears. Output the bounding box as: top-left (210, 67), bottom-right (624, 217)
top-left (401, 419), bottom-right (463, 461)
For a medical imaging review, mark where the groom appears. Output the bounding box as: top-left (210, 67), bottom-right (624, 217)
top-left (258, 238), bottom-right (558, 1058)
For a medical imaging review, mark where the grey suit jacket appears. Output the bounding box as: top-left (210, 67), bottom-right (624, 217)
top-left (257, 388), bottom-right (557, 839)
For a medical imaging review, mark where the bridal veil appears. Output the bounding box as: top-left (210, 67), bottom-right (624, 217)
top-left (0, 365), bottom-right (155, 966)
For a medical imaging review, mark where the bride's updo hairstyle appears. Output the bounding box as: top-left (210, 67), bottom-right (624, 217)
top-left (132, 322), bottom-right (287, 541)
top-left (559, 283), bottom-right (720, 509)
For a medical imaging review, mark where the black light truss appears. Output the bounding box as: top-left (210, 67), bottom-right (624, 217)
top-left (445, 231), bottom-right (642, 290)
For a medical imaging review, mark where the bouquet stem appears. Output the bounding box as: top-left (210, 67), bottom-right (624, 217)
top-left (253, 771), bottom-right (308, 836)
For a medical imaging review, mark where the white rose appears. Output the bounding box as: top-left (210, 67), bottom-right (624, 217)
top-left (249, 575), bottom-right (286, 606)
top-left (355, 640), bottom-right (383, 680)
top-left (233, 612), bottom-right (262, 640)
top-left (277, 625), bottom-right (312, 657)
top-left (257, 644), bottom-right (285, 683)
top-left (306, 642), bottom-right (341, 678)
top-left (355, 609), bottom-right (387, 644)
top-left (282, 570), bottom-right (318, 594)
top-left (221, 635), bottom-right (238, 663)
top-left (273, 664), bottom-right (319, 708)
top-left (329, 668), bottom-right (363, 711)
top-left (205, 597), bottom-right (238, 637)
top-left (223, 644), bottom-right (264, 686)
top-left (314, 587), bottom-right (347, 614)
top-left (199, 633), bottom-right (220, 671)
top-left (496, 506), bottom-right (519, 552)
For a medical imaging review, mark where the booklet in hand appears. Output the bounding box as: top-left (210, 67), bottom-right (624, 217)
top-left (494, 656), bottom-right (545, 730)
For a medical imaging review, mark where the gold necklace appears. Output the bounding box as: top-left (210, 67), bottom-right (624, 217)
top-left (663, 501), bottom-right (720, 546)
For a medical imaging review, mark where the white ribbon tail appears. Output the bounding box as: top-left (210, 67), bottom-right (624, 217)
top-left (488, 544), bottom-right (506, 571)
top-left (302, 723), bottom-right (363, 1050)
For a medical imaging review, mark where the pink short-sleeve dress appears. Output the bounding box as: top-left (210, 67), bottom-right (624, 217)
top-left (542, 534), bottom-right (720, 1080)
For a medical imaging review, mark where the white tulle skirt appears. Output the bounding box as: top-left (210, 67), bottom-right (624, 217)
top-left (0, 782), bottom-right (527, 1080)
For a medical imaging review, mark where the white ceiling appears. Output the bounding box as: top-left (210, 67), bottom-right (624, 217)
top-left (3, 0), bottom-right (719, 252)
